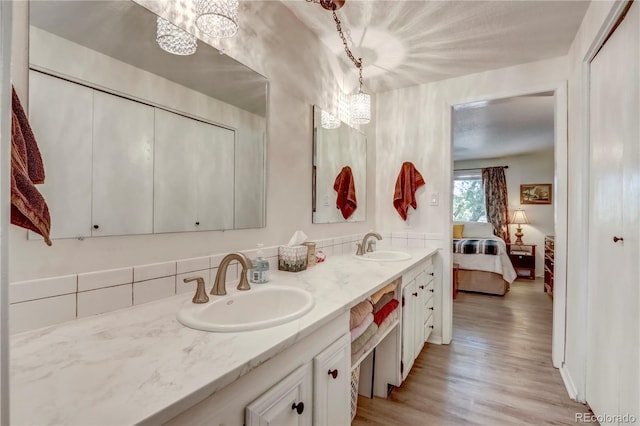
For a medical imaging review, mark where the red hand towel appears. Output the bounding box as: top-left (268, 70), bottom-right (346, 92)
top-left (393, 162), bottom-right (425, 221)
top-left (333, 166), bottom-right (357, 220)
top-left (373, 299), bottom-right (399, 326)
top-left (11, 86), bottom-right (52, 246)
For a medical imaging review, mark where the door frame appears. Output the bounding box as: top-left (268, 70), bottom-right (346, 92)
top-left (444, 81), bottom-right (569, 369)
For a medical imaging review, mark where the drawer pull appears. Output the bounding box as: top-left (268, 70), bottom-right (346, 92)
top-left (429, 307), bottom-right (434, 311)
top-left (291, 402), bottom-right (304, 415)
top-left (429, 325), bottom-right (434, 329)
top-left (419, 285), bottom-right (425, 290)
top-left (613, 236), bottom-right (624, 243)
top-left (328, 369), bottom-right (338, 379)
top-left (93, 224), bottom-right (99, 229)
top-left (412, 292), bottom-right (418, 297)
top-left (429, 289), bottom-right (434, 293)
top-left (428, 272), bottom-right (434, 276)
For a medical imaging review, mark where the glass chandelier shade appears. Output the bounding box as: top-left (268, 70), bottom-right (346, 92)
top-left (156, 17), bottom-right (197, 56)
top-left (321, 110), bottom-right (341, 129)
top-left (195, 0), bottom-right (239, 38)
top-left (350, 90), bottom-right (371, 125)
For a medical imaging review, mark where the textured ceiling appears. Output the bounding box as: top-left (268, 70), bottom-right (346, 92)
top-left (453, 94), bottom-right (555, 161)
top-left (282, 0), bottom-right (590, 93)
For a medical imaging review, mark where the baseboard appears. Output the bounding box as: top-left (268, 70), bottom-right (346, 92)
top-left (560, 364), bottom-right (579, 401)
top-left (427, 335), bottom-right (443, 345)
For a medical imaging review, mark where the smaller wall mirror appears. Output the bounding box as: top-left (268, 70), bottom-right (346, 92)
top-left (312, 105), bottom-right (366, 223)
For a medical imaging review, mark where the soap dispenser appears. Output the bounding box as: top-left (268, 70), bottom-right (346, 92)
top-left (249, 243), bottom-right (270, 284)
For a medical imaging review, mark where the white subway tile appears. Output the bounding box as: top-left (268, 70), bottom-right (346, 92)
top-left (408, 238), bottom-right (425, 249)
top-left (133, 276), bottom-right (175, 305)
top-left (10, 294), bottom-right (76, 334)
top-left (391, 231), bottom-right (408, 240)
top-left (78, 267), bottom-right (132, 292)
top-left (262, 246), bottom-right (278, 258)
top-left (408, 232), bottom-right (425, 240)
top-left (322, 245), bottom-right (334, 256)
top-left (210, 254), bottom-right (225, 269)
top-left (177, 256), bottom-right (210, 274)
top-left (77, 285), bottom-right (132, 318)
top-left (133, 261), bottom-right (176, 282)
top-left (333, 243), bottom-right (343, 255)
top-left (177, 270), bottom-right (210, 295)
top-left (391, 238), bottom-right (409, 249)
top-left (10, 275), bottom-right (76, 304)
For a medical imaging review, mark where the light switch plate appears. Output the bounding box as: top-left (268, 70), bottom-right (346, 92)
top-left (430, 192), bottom-right (439, 205)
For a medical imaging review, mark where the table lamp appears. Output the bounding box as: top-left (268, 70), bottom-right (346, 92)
top-left (511, 209), bottom-right (529, 245)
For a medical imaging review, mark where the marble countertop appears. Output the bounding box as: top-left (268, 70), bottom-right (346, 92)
top-left (10, 247), bottom-right (439, 425)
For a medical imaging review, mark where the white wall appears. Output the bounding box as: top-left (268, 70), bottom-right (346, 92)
top-left (563, 0), bottom-right (621, 402)
top-left (10, 0), bottom-right (377, 282)
top-left (454, 149), bottom-right (555, 276)
top-left (376, 56), bottom-right (568, 344)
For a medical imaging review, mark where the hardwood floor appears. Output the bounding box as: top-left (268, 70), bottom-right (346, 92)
top-left (353, 278), bottom-right (590, 425)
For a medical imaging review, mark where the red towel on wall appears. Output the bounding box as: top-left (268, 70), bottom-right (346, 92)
top-left (11, 86), bottom-right (52, 246)
top-left (373, 299), bottom-right (399, 326)
top-left (393, 162), bottom-right (425, 221)
top-left (333, 166), bottom-right (357, 220)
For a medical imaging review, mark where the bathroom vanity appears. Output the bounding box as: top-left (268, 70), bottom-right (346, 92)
top-left (10, 247), bottom-right (440, 425)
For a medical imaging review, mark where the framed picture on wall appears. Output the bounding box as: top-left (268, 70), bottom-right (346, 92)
top-left (520, 183), bottom-right (552, 204)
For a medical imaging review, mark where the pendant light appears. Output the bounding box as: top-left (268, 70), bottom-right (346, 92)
top-left (195, 0), bottom-right (239, 38)
top-left (156, 17), bottom-right (197, 55)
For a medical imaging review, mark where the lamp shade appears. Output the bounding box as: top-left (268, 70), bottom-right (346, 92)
top-left (511, 209), bottom-right (529, 225)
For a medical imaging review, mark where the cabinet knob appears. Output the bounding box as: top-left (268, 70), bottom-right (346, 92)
top-left (419, 285), bottom-right (425, 290)
top-left (613, 236), bottom-right (624, 243)
top-left (429, 307), bottom-right (434, 311)
top-left (412, 292), bottom-right (418, 297)
top-left (328, 369), bottom-right (338, 379)
top-left (429, 325), bottom-right (434, 329)
top-left (93, 225), bottom-right (99, 230)
top-left (428, 272), bottom-right (434, 276)
top-left (429, 289), bottom-right (434, 293)
top-left (291, 402), bottom-right (304, 415)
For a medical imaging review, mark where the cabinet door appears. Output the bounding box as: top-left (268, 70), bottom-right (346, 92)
top-left (92, 91), bottom-right (154, 236)
top-left (401, 280), bottom-right (416, 381)
top-left (194, 123), bottom-right (235, 231)
top-left (246, 363), bottom-right (312, 426)
top-left (414, 271), bottom-right (426, 356)
top-left (313, 334), bottom-right (350, 426)
top-left (28, 71), bottom-right (93, 239)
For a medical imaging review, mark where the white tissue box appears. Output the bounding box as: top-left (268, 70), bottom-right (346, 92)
top-left (278, 245), bottom-right (308, 272)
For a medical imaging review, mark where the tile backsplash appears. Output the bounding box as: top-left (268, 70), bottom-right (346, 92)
top-left (9, 232), bottom-right (443, 334)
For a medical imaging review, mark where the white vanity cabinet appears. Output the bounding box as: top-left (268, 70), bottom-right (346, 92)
top-left (313, 333), bottom-right (350, 425)
top-left (153, 109), bottom-right (235, 233)
top-left (246, 364), bottom-right (313, 426)
top-left (400, 258), bottom-right (433, 381)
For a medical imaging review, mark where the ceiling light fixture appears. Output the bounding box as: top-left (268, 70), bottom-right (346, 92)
top-left (156, 17), bottom-right (197, 55)
top-left (321, 110), bottom-right (341, 129)
top-left (195, 0), bottom-right (239, 38)
top-left (307, 0), bottom-right (370, 125)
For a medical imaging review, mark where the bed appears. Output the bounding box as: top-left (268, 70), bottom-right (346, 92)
top-left (453, 222), bottom-right (517, 296)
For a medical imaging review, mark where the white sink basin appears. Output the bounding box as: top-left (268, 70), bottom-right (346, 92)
top-left (354, 250), bottom-right (412, 262)
top-left (177, 285), bottom-right (315, 332)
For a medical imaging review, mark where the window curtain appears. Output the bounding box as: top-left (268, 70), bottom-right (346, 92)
top-left (481, 167), bottom-right (510, 244)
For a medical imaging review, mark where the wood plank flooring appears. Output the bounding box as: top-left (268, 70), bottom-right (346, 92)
top-left (353, 278), bottom-right (590, 425)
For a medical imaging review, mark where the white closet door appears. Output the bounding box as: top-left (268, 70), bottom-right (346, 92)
top-left (587, 2), bottom-right (639, 422)
top-left (195, 124), bottom-right (234, 231)
top-left (28, 71), bottom-right (93, 239)
top-left (154, 109), bottom-right (200, 233)
top-left (92, 91), bottom-right (154, 236)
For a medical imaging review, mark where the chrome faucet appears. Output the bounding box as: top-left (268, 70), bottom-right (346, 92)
top-left (356, 232), bottom-right (382, 255)
top-left (211, 252), bottom-right (254, 296)
top-left (183, 276), bottom-right (209, 304)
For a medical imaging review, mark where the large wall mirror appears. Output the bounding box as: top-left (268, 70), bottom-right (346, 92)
top-left (27, 0), bottom-right (267, 240)
top-left (312, 105), bottom-right (366, 223)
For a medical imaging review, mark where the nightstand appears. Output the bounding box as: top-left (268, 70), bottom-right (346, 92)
top-left (507, 244), bottom-right (536, 280)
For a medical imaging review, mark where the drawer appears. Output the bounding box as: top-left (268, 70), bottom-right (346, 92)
top-left (423, 312), bottom-right (434, 342)
top-left (423, 279), bottom-right (435, 303)
top-left (511, 254), bottom-right (535, 268)
top-left (424, 292), bottom-right (434, 312)
top-left (425, 264), bottom-right (435, 284)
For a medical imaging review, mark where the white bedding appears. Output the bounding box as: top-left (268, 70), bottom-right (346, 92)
top-left (453, 236), bottom-right (517, 284)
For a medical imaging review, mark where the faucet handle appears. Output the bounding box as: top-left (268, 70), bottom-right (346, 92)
top-left (355, 243), bottom-right (364, 256)
top-left (183, 276), bottom-right (209, 304)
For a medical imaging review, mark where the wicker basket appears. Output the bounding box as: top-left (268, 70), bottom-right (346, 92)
top-left (350, 364), bottom-right (361, 421)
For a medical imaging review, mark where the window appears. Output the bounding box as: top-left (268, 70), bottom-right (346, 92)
top-left (453, 170), bottom-right (487, 222)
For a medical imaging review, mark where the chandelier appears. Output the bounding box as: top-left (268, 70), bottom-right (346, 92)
top-left (156, 17), bottom-right (197, 55)
top-left (195, 0), bottom-right (239, 38)
top-left (307, 0), bottom-right (371, 125)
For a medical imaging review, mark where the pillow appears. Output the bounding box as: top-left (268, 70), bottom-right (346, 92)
top-left (453, 224), bottom-right (464, 239)
top-left (456, 221), bottom-right (495, 238)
